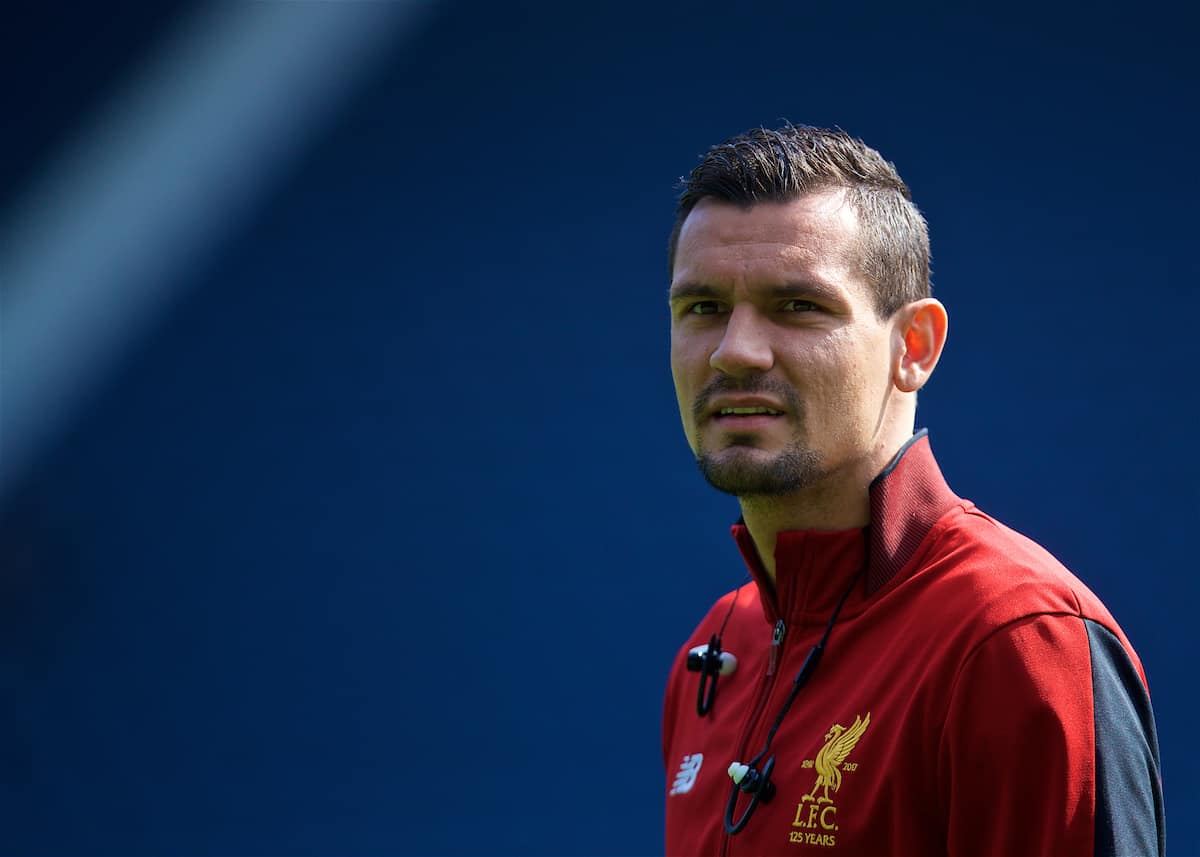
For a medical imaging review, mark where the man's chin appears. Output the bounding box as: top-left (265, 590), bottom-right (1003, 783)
top-left (696, 447), bottom-right (823, 497)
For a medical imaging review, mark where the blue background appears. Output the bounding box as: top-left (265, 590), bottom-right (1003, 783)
top-left (2, 1), bottom-right (1195, 854)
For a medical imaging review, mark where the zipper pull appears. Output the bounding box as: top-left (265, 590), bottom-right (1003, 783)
top-left (766, 619), bottom-right (786, 676)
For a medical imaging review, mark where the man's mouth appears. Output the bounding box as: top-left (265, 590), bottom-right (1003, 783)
top-left (717, 407), bottom-right (783, 416)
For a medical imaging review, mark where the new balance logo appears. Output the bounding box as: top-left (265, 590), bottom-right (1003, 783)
top-left (670, 753), bottom-right (704, 795)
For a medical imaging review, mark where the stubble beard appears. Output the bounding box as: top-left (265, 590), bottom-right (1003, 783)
top-left (689, 375), bottom-right (826, 498)
top-left (696, 436), bottom-right (826, 498)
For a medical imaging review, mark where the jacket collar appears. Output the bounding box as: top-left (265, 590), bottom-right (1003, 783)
top-left (731, 430), bottom-right (960, 624)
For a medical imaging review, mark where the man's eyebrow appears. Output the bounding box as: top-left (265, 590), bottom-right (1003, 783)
top-left (766, 281), bottom-right (843, 303)
top-left (667, 282), bottom-right (722, 303)
top-left (668, 280), bottom-right (844, 304)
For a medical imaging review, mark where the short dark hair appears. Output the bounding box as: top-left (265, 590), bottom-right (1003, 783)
top-left (668, 124), bottom-right (930, 318)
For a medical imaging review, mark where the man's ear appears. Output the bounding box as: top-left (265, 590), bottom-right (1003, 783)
top-left (893, 299), bottom-right (948, 393)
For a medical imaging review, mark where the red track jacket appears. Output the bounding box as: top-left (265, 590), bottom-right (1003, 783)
top-left (662, 432), bottom-right (1164, 856)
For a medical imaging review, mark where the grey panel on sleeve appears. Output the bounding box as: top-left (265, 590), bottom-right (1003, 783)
top-left (1085, 618), bottom-right (1165, 857)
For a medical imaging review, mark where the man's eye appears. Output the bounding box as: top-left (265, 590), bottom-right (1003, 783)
top-left (782, 299), bottom-right (818, 312)
top-left (688, 301), bottom-right (722, 315)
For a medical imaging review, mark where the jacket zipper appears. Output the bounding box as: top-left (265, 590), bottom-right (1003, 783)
top-left (767, 618), bottom-right (786, 675)
top-left (720, 618), bottom-right (787, 857)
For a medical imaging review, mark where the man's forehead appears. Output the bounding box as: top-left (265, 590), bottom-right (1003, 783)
top-left (673, 190), bottom-right (860, 279)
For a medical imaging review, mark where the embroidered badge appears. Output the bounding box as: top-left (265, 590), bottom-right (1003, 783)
top-left (789, 712), bottom-right (871, 848)
top-left (669, 753), bottom-right (704, 795)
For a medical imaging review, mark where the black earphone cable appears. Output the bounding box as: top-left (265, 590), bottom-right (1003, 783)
top-left (717, 576), bottom-right (751, 636)
top-left (759, 566), bottom-right (862, 752)
top-left (724, 565), bottom-right (865, 836)
top-left (689, 576), bottom-right (751, 717)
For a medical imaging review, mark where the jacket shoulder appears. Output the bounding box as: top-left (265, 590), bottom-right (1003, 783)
top-left (929, 505), bottom-right (1117, 622)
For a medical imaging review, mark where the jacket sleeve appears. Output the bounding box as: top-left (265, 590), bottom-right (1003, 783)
top-left (662, 642), bottom-right (688, 770)
top-left (938, 612), bottom-right (1164, 857)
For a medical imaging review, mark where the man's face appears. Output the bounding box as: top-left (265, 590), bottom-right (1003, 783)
top-left (669, 190), bottom-right (900, 498)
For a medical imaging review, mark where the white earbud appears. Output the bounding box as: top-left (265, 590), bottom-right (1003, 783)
top-left (688, 643), bottom-right (738, 675)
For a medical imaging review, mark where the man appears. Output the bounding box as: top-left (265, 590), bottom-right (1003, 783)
top-left (661, 125), bottom-right (1164, 856)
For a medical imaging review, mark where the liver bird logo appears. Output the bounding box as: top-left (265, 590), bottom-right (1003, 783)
top-left (801, 712), bottom-right (871, 804)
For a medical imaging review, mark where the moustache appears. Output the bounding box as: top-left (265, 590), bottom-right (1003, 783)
top-left (692, 376), bottom-right (802, 423)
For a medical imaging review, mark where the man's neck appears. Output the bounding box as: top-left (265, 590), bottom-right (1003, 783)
top-left (739, 486), bottom-right (870, 585)
top-left (737, 427), bottom-right (920, 585)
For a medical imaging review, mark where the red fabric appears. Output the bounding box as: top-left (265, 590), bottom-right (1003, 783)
top-left (662, 438), bottom-right (1146, 856)
top-left (940, 614), bottom-right (1094, 857)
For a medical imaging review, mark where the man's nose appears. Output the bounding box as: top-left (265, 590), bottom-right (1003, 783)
top-left (709, 305), bottom-right (774, 376)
